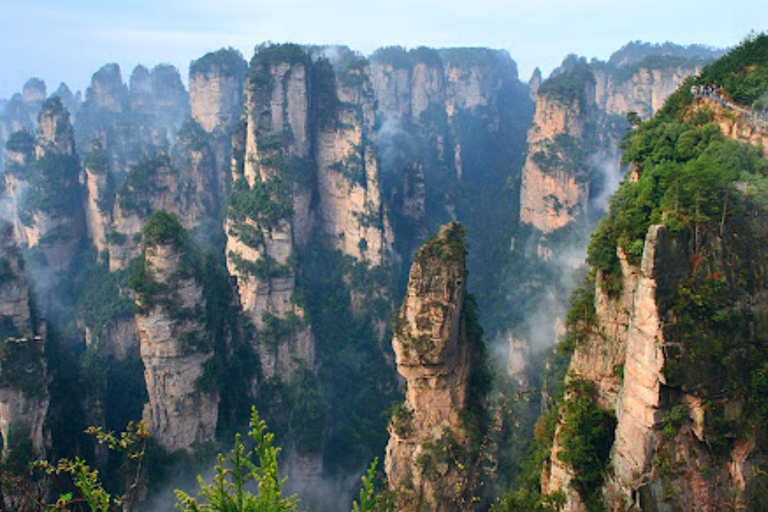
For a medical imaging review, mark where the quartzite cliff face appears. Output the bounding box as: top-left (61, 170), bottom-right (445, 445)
top-left (385, 222), bottom-right (487, 511)
top-left (0, 222), bottom-right (49, 493)
top-left (133, 215), bottom-right (218, 453)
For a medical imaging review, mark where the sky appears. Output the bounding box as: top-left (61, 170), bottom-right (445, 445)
top-left (0, 0), bottom-right (765, 99)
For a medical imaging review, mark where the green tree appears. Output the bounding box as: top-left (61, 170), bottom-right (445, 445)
top-left (175, 407), bottom-right (299, 512)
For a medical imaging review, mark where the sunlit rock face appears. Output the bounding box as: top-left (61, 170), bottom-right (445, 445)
top-left (385, 223), bottom-right (484, 512)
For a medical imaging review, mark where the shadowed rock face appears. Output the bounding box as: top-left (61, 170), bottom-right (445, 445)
top-left (385, 222), bottom-right (480, 512)
top-left (0, 222), bottom-right (50, 506)
top-left (135, 232), bottom-right (218, 453)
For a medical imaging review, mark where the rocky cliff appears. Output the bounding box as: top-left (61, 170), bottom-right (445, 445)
top-left (0, 79), bottom-right (47, 169)
top-left (225, 44), bottom-right (315, 381)
top-left (534, 39), bottom-right (768, 510)
top-left (132, 212), bottom-right (218, 453)
top-left (385, 222), bottom-right (488, 511)
top-left (520, 53), bottom-right (712, 235)
top-left (0, 221), bottom-right (49, 486)
top-left (11, 97), bottom-right (85, 274)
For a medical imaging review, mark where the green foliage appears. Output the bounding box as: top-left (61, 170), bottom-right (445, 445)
top-left (539, 59), bottom-right (596, 108)
top-left (84, 140), bottom-right (110, 175)
top-left (127, 257), bottom-right (165, 312)
top-left (75, 258), bottom-right (133, 334)
top-left (249, 43), bottom-right (311, 89)
top-left (176, 118), bottom-right (211, 153)
top-left (190, 47), bottom-right (247, 77)
top-left (20, 151), bottom-right (81, 223)
top-left (590, 114), bottom-right (768, 290)
top-left (312, 57), bottom-right (342, 130)
top-left (5, 129), bottom-right (35, 155)
top-left (175, 407), bottom-right (300, 512)
top-left (414, 222), bottom-right (467, 267)
top-left (696, 32), bottom-right (768, 107)
top-left (143, 210), bottom-right (188, 248)
top-left (351, 458), bottom-right (379, 512)
top-left (227, 177), bottom-right (293, 229)
top-left (295, 243), bottom-right (397, 474)
top-left (32, 421), bottom-right (149, 512)
top-left (557, 378), bottom-right (616, 512)
top-left (561, 281), bottom-right (598, 352)
top-left (118, 153), bottom-right (172, 216)
top-left (0, 337), bottom-right (46, 397)
top-left (331, 149), bottom-right (366, 187)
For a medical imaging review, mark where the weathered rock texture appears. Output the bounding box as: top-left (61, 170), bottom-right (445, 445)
top-left (385, 222), bottom-right (485, 511)
top-left (14, 98), bottom-right (85, 272)
top-left (225, 46), bottom-right (315, 381)
top-left (0, 222), bottom-right (49, 479)
top-left (190, 49), bottom-right (247, 134)
top-left (0, 79), bottom-right (47, 169)
top-left (520, 57), bottom-right (708, 234)
top-left (519, 88), bottom-right (594, 232)
top-left (544, 216), bottom-right (768, 511)
top-left (135, 228), bottom-right (218, 453)
top-left (226, 45), bottom-right (395, 382)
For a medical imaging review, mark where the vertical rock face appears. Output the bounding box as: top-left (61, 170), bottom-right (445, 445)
top-left (313, 53), bottom-right (392, 264)
top-left (593, 65), bottom-right (702, 119)
top-left (18, 98), bottom-right (85, 272)
top-left (134, 215), bottom-right (218, 453)
top-left (385, 222), bottom-right (485, 511)
top-left (0, 222), bottom-right (49, 474)
top-left (0, 78), bottom-right (47, 170)
top-left (226, 45), bottom-right (315, 381)
top-left (76, 63), bottom-right (188, 187)
top-left (519, 54), bottom-right (710, 235)
top-left (519, 89), bottom-right (593, 232)
top-left (189, 48), bottom-right (247, 133)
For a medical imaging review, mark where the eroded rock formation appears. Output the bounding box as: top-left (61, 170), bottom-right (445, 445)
top-left (385, 222), bottom-right (487, 511)
top-left (134, 214), bottom-right (218, 453)
top-left (0, 222), bottom-right (49, 484)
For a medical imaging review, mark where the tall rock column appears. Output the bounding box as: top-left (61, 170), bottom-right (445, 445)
top-left (385, 222), bottom-right (487, 511)
top-left (225, 44), bottom-right (315, 381)
top-left (314, 53), bottom-right (392, 265)
top-left (0, 222), bottom-right (49, 503)
top-left (20, 97), bottom-right (85, 272)
top-left (132, 212), bottom-right (218, 453)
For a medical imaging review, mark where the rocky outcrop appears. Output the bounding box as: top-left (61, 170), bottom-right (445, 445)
top-left (694, 95), bottom-right (768, 149)
top-left (76, 63), bottom-right (188, 187)
top-left (314, 53), bottom-right (392, 264)
top-left (189, 48), bottom-right (247, 133)
top-left (134, 214), bottom-right (218, 453)
top-left (520, 56), bottom-right (708, 235)
top-left (385, 222), bottom-right (486, 511)
top-left (225, 45), bottom-right (315, 381)
top-left (594, 65), bottom-right (702, 120)
top-left (0, 222), bottom-right (49, 480)
top-left (13, 98), bottom-right (85, 273)
top-left (0, 78), bottom-right (47, 169)
top-left (519, 89), bottom-right (593, 232)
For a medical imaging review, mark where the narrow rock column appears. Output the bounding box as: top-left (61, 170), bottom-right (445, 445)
top-left (385, 221), bottom-right (486, 511)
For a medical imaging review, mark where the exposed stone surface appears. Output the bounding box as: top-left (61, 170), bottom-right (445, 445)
top-left (189, 49), bottom-right (247, 133)
top-left (520, 60), bottom-right (704, 234)
top-left (385, 222), bottom-right (480, 511)
top-left (519, 93), bottom-right (591, 232)
top-left (0, 222), bottom-right (50, 483)
top-left (136, 240), bottom-right (218, 453)
top-left (594, 66), bottom-right (702, 120)
top-left (16, 98), bottom-right (86, 273)
top-left (226, 51), bottom-right (314, 381)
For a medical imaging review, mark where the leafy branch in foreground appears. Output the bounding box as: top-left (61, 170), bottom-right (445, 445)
top-left (32, 421), bottom-right (149, 512)
top-left (175, 407), bottom-right (299, 512)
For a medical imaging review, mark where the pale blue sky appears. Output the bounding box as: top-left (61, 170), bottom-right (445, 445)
top-left (0, 0), bottom-right (765, 99)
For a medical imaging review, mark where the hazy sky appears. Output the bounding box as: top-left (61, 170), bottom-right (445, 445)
top-left (0, 0), bottom-right (765, 99)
